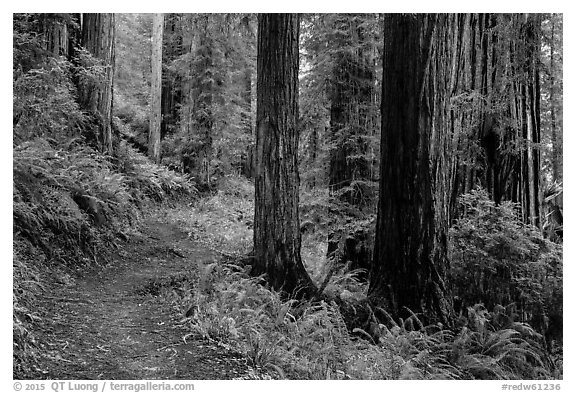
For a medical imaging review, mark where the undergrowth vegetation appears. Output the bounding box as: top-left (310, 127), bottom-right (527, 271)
top-left (178, 255), bottom-right (557, 379)
top-left (14, 13), bottom-right (562, 381)
top-left (13, 16), bottom-right (199, 377)
top-left (168, 176), bottom-right (560, 379)
top-left (13, 137), bottom-right (196, 377)
top-left (449, 189), bottom-right (563, 353)
top-left (159, 175), bottom-right (254, 258)
top-left (13, 135), bottom-right (195, 378)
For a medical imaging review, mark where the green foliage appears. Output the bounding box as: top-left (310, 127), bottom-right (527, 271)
top-left (159, 14), bottom-right (255, 182)
top-left (170, 178), bottom-right (557, 379)
top-left (114, 14), bottom-right (152, 139)
top-left (115, 140), bottom-right (197, 202)
top-left (13, 58), bottom-right (86, 144)
top-left (13, 13), bottom-right (78, 74)
top-left (299, 14), bottom-right (381, 197)
top-left (13, 135), bottom-right (197, 376)
top-left (161, 175), bottom-right (253, 257)
top-left (179, 257), bottom-right (556, 379)
top-left (13, 14), bottom-right (44, 73)
top-left (183, 262), bottom-right (357, 379)
top-left (449, 189), bottom-right (563, 344)
top-left (14, 138), bottom-right (131, 262)
top-left (13, 239), bottom-right (46, 378)
top-left (367, 305), bottom-right (554, 379)
top-left (299, 187), bottom-right (375, 282)
top-left (13, 136), bottom-right (122, 376)
top-left (450, 304), bottom-right (554, 379)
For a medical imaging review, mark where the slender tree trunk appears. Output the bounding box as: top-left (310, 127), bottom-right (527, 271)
top-left (549, 17), bottom-right (561, 182)
top-left (513, 14), bottom-right (542, 227)
top-left (180, 19), bottom-right (194, 137)
top-left (79, 13), bottom-right (115, 155)
top-left (149, 13), bottom-right (164, 164)
top-left (253, 13), bottom-right (316, 297)
top-left (241, 66), bottom-right (255, 178)
top-left (369, 14), bottom-right (463, 325)
top-left (161, 13), bottom-right (183, 138)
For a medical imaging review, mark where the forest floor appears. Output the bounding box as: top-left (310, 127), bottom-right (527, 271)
top-left (30, 206), bottom-right (252, 380)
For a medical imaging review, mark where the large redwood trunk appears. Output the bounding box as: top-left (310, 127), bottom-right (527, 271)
top-left (369, 14), bottom-right (464, 325)
top-left (79, 13), bottom-right (115, 154)
top-left (253, 14), bottom-right (316, 297)
top-left (40, 14), bottom-right (71, 57)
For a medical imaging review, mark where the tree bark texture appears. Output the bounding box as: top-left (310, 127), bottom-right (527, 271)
top-left (510, 14), bottom-right (542, 227)
top-left (40, 14), bottom-right (71, 57)
top-left (80, 13), bottom-right (115, 155)
top-left (369, 14), bottom-right (465, 325)
top-left (149, 13), bottom-right (164, 164)
top-left (253, 13), bottom-right (316, 297)
top-left (549, 16), bottom-right (561, 182)
top-left (450, 14), bottom-right (543, 227)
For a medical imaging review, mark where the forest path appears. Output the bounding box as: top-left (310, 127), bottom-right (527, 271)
top-left (35, 208), bottom-right (249, 380)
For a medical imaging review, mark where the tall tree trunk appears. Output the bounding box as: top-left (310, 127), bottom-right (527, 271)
top-left (451, 14), bottom-right (543, 227)
top-left (161, 13), bottom-right (183, 138)
top-left (197, 15), bottom-right (214, 185)
top-left (369, 14), bottom-right (463, 325)
top-left (253, 13), bottom-right (316, 297)
top-left (79, 13), bottom-right (115, 155)
top-left (549, 16), bottom-right (561, 182)
top-left (149, 13), bottom-right (164, 164)
top-left (40, 14), bottom-right (70, 57)
top-left (241, 66), bottom-right (255, 178)
top-left (510, 14), bottom-right (542, 227)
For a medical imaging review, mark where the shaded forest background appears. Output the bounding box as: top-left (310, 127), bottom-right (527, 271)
top-left (13, 13), bottom-right (563, 380)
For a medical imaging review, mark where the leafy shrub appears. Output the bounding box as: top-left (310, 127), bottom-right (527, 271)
top-left (449, 189), bottom-right (563, 346)
top-left (450, 304), bottom-right (554, 379)
top-left (158, 176), bottom-right (558, 380)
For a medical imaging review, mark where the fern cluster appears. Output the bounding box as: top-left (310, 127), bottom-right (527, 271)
top-left (180, 257), bottom-right (557, 379)
top-left (169, 175), bottom-right (560, 380)
top-left (183, 262), bottom-right (355, 379)
top-left (14, 139), bottom-right (126, 264)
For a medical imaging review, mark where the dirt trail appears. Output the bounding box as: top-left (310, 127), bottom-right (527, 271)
top-left (34, 212), bottom-right (249, 379)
